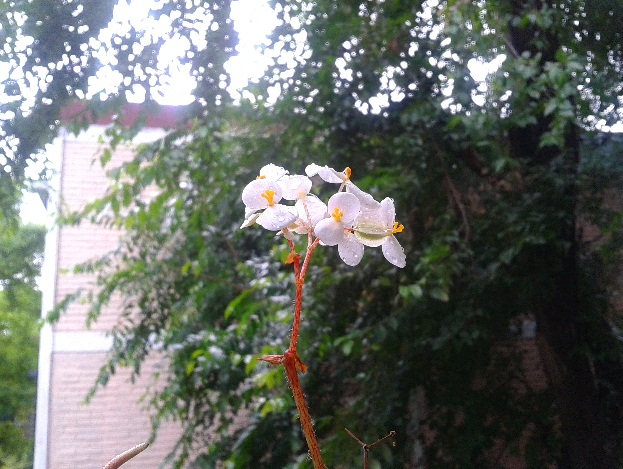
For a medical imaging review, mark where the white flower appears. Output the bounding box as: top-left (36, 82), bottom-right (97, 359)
top-left (338, 231), bottom-right (365, 266)
top-left (305, 163), bottom-right (348, 183)
top-left (291, 194), bottom-right (327, 234)
top-left (279, 175), bottom-right (313, 201)
top-left (314, 192), bottom-right (360, 246)
top-left (241, 179), bottom-right (297, 231)
top-left (241, 162), bottom-right (405, 268)
top-left (258, 163), bottom-right (288, 181)
top-left (240, 207), bottom-right (261, 228)
top-left (354, 197), bottom-right (406, 268)
top-left (345, 182), bottom-right (381, 211)
top-left (305, 163), bottom-right (380, 210)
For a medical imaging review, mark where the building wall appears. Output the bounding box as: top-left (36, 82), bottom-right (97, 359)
top-left (35, 124), bottom-right (181, 469)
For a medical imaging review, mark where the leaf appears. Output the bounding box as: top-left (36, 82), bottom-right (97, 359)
top-left (100, 148), bottom-right (112, 166)
top-left (399, 284), bottom-right (423, 299)
top-left (341, 339), bottom-right (354, 356)
top-left (224, 290), bottom-right (251, 319)
top-left (429, 287), bottom-right (449, 302)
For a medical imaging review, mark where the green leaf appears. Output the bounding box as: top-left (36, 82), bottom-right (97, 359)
top-left (429, 287), bottom-right (449, 302)
top-left (399, 284), bottom-right (423, 299)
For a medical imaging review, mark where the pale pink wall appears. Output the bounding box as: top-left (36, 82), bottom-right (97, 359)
top-left (43, 127), bottom-right (182, 468)
top-left (55, 138), bottom-right (127, 333)
top-left (48, 353), bottom-right (179, 469)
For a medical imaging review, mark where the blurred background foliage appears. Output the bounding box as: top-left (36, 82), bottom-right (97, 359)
top-left (4, 0), bottom-right (623, 467)
top-left (0, 223), bottom-right (45, 469)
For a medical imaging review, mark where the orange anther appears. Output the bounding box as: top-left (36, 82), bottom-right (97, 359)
top-left (331, 207), bottom-right (345, 221)
top-left (261, 189), bottom-right (276, 206)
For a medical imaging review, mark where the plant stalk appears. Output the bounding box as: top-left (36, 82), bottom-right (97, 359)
top-left (284, 350), bottom-right (325, 469)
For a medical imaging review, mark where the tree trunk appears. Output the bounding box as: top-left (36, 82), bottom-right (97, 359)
top-left (507, 1), bottom-right (620, 467)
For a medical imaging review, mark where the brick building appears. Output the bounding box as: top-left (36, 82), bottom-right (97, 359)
top-left (34, 106), bottom-right (182, 469)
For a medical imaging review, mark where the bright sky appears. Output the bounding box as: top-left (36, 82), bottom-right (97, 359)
top-left (86, 0), bottom-right (279, 105)
top-left (19, 0), bottom-right (279, 224)
top-left (21, 192), bottom-right (47, 225)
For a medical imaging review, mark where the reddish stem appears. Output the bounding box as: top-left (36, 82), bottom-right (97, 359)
top-left (286, 238), bottom-right (301, 277)
top-left (284, 350), bottom-right (325, 469)
top-left (300, 238), bottom-right (320, 280)
top-left (288, 238), bottom-right (319, 352)
top-left (279, 225), bottom-right (323, 465)
top-left (289, 277), bottom-right (305, 351)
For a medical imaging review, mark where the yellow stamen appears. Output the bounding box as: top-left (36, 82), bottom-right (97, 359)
top-left (256, 175), bottom-right (266, 180)
top-left (261, 189), bottom-right (276, 206)
top-left (392, 222), bottom-right (404, 234)
top-left (331, 207), bottom-right (344, 221)
top-left (343, 167), bottom-right (351, 181)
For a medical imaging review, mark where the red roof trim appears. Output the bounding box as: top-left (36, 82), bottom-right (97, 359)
top-left (60, 102), bottom-right (186, 129)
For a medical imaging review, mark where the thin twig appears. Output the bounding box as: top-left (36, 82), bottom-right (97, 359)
top-left (434, 145), bottom-right (471, 242)
top-left (345, 428), bottom-right (396, 469)
top-left (368, 430), bottom-right (396, 449)
top-left (501, 34), bottom-right (520, 59)
top-left (444, 172), bottom-right (471, 242)
top-left (102, 442), bottom-right (149, 469)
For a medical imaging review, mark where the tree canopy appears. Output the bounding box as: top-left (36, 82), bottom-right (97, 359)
top-left (7, 0), bottom-right (623, 467)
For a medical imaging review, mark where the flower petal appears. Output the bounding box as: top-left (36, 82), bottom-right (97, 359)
top-left (280, 175), bottom-right (313, 200)
top-left (338, 233), bottom-right (364, 266)
top-left (353, 209), bottom-right (390, 247)
top-left (305, 163), bottom-right (345, 183)
top-left (242, 179), bottom-right (283, 210)
top-left (327, 192), bottom-right (360, 223)
top-left (295, 195), bottom-right (327, 227)
top-left (256, 204), bottom-right (297, 231)
top-left (381, 235), bottom-right (406, 268)
top-left (380, 197), bottom-right (396, 228)
top-left (240, 209), bottom-right (260, 228)
top-left (259, 164), bottom-right (288, 180)
top-left (304, 163), bottom-right (323, 177)
top-left (314, 217), bottom-right (346, 246)
top-left (346, 183), bottom-right (381, 210)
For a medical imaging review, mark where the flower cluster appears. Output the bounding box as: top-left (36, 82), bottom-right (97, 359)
top-left (241, 164), bottom-right (406, 268)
